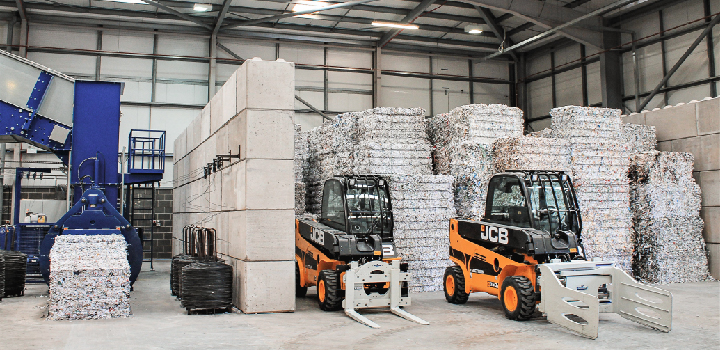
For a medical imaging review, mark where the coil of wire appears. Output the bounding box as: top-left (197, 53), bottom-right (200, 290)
top-left (1, 250), bottom-right (26, 297)
top-left (180, 261), bottom-right (232, 312)
top-left (171, 255), bottom-right (198, 298)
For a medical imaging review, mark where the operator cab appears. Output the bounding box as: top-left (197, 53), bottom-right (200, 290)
top-left (320, 175), bottom-right (393, 243)
top-left (483, 171), bottom-right (584, 260)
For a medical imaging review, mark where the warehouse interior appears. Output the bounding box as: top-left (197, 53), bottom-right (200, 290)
top-left (0, 0), bottom-right (718, 348)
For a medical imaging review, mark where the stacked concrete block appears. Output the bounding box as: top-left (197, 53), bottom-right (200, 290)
top-left (550, 106), bottom-right (633, 272)
top-left (302, 108), bottom-right (455, 291)
top-left (624, 98), bottom-right (720, 279)
top-left (428, 104), bottom-right (524, 220)
top-left (629, 151), bottom-right (711, 283)
top-left (173, 58), bottom-right (296, 313)
top-left (48, 235), bottom-right (130, 320)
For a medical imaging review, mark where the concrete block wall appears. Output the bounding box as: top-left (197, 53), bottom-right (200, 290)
top-left (624, 98), bottom-right (720, 279)
top-left (173, 58), bottom-right (296, 313)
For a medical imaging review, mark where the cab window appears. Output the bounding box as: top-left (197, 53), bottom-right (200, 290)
top-left (321, 180), bottom-right (345, 231)
top-left (485, 176), bottom-right (531, 228)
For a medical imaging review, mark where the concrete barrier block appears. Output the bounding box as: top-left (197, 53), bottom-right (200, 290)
top-left (236, 59), bottom-right (295, 111)
top-left (697, 97), bottom-right (720, 135)
top-left (237, 259), bottom-right (295, 313)
top-left (217, 211), bottom-right (230, 258)
top-left (209, 170), bottom-right (222, 213)
top-left (237, 159), bottom-right (294, 210)
top-left (201, 105), bottom-right (211, 144)
top-left (622, 114), bottom-right (646, 125)
top-left (657, 141), bottom-right (672, 152)
top-left (708, 243), bottom-right (720, 280)
top-left (227, 209), bottom-right (294, 261)
top-left (215, 121), bottom-right (229, 156)
top-left (211, 86), bottom-right (224, 135)
top-left (235, 63), bottom-right (247, 113)
top-left (645, 103), bottom-right (697, 141)
top-left (222, 72), bottom-right (237, 127)
top-left (702, 206), bottom-right (720, 244)
top-left (221, 163), bottom-right (237, 211)
top-left (701, 134), bottom-right (720, 171)
top-left (238, 109), bottom-right (294, 160)
top-left (226, 115), bottom-right (242, 158)
top-left (699, 170), bottom-right (720, 207)
top-left (187, 116), bottom-right (199, 153)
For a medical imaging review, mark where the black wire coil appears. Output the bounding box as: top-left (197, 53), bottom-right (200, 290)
top-left (1, 250), bottom-right (27, 297)
top-left (172, 255), bottom-right (198, 298)
top-left (180, 261), bottom-right (232, 312)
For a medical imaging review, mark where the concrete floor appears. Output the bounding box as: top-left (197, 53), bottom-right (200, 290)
top-left (1, 260), bottom-right (718, 350)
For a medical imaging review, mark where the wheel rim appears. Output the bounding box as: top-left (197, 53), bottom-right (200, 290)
top-left (446, 275), bottom-right (455, 296)
top-left (504, 285), bottom-right (518, 312)
top-left (318, 280), bottom-right (326, 303)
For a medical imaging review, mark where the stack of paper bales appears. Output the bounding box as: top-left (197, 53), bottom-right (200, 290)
top-left (48, 234), bottom-right (130, 320)
top-left (621, 123), bottom-right (657, 154)
top-left (428, 104), bottom-right (523, 219)
top-left (550, 106), bottom-right (633, 272)
top-left (294, 125), bottom-right (308, 215)
top-left (493, 136), bottom-right (571, 172)
top-left (303, 108), bottom-right (454, 291)
top-left (389, 174), bottom-right (455, 292)
top-left (629, 151), bottom-right (711, 283)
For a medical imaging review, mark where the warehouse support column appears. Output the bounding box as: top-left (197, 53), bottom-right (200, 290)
top-left (600, 29), bottom-right (623, 109)
top-left (209, 33), bottom-right (217, 100)
top-left (517, 53), bottom-right (528, 128)
top-left (373, 46), bottom-right (381, 107)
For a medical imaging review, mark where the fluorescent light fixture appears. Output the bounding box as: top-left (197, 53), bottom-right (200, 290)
top-left (193, 3), bottom-right (212, 12)
top-left (104, 0), bottom-right (147, 4)
top-left (293, 1), bottom-right (329, 18)
top-left (465, 25), bottom-right (484, 34)
top-left (371, 21), bottom-right (419, 30)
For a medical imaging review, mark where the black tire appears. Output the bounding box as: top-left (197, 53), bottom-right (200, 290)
top-left (443, 266), bottom-right (469, 304)
top-left (317, 269), bottom-right (343, 311)
top-left (296, 263), bottom-right (307, 297)
top-left (500, 276), bottom-right (536, 320)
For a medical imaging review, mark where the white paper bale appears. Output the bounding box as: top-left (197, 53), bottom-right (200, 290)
top-left (48, 234), bottom-right (131, 320)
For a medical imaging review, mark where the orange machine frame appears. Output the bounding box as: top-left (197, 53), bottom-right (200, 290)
top-left (448, 219), bottom-right (538, 298)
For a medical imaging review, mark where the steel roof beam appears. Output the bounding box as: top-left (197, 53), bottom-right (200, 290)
top-left (213, 0), bottom-right (232, 35)
top-left (467, 0), bottom-right (604, 48)
top-left (220, 0), bottom-right (375, 31)
top-left (14, 0), bottom-right (25, 20)
top-left (475, 5), bottom-right (516, 60)
top-left (378, 0), bottom-right (437, 47)
top-left (139, 0), bottom-right (212, 30)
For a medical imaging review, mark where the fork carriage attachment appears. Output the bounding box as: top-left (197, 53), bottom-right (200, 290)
top-left (538, 260), bottom-right (673, 339)
top-left (343, 260), bottom-right (429, 329)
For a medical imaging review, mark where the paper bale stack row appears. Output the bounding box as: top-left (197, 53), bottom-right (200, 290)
top-left (173, 58), bottom-right (295, 313)
top-left (294, 125), bottom-right (308, 215)
top-left (549, 106), bottom-right (634, 272)
top-left (302, 108), bottom-right (455, 292)
top-left (629, 151), bottom-right (711, 283)
top-left (492, 136), bottom-right (571, 173)
top-left (304, 108), bottom-right (432, 214)
top-left (623, 98), bottom-right (720, 279)
top-left (428, 104), bottom-right (524, 220)
top-left (48, 235), bottom-right (130, 320)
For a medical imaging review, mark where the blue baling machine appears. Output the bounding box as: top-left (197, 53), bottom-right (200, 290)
top-left (0, 50), bottom-right (159, 285)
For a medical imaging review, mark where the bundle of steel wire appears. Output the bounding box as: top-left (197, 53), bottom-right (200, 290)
top-left (0, 250), bottom-right (27, 297)
top-left (171, 255), bottom-right (198, 298)
top-left (180, 260), bottom-right (232, 312)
